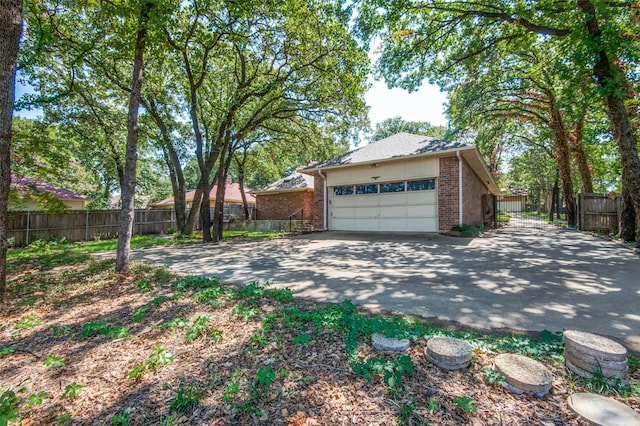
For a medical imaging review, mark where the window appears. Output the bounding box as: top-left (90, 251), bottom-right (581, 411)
top-left (333, 185), bottom-right (354, 196)
top-left (407, 179), bottom-right (436, 191)
top-left (356, 184), bottom-right (378, 195)
top-left (380, 181), bottom-right (405, 193)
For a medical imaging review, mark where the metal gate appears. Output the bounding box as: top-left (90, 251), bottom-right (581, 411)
top-left (494, 192), bottom-right (567, 230)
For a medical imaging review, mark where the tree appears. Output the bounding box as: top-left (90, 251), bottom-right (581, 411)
top-left (371, 116), bottom-right (447, 141)
top-left (357, 0), bottom-right (640, 240)
top-left (0, 0), bottom-right (23, 303)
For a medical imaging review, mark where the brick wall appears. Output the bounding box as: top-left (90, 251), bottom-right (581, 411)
top-left (438, 156), bottom-right (460, 232)
top-left (313, 173), bottom-right (325, 229)
top-left (256, 191), bottom-right (314, 221)
top-left (462, 159), bottom-right (490, 226)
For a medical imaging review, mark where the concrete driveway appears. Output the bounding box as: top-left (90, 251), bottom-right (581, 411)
top-left (130, 228), bottom-right (640, 352)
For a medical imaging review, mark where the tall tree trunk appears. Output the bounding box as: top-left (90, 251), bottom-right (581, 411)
top-left (0, 0), bottom-right (22, 303)
top-left (578, 0), bottom-right (640, 242)
top-left (184, 184), bottom-right (203, 234)
top-left (547, 94), bottom-right (577, 226)
top-left (200, 176), bottom-right (213, 242)
top-left (234, 151), bottom-right (250, 220)
top-left (569, 115), bottom-right (594, 193)
top-left (212, 143), bottom-right (233, 243)
top-left (145, 98), bottom-right (187, 232)
top-left (620, 186), bottom-right (636, 242)
top-left (116, 1), bottom-right (152, 274)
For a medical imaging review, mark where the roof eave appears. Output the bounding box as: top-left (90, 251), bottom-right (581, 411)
top-left (251, 187), bottom-right (313, 196)
top-left (301, 145), bottom-right (476, 174)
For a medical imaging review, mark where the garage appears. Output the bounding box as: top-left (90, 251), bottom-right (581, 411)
top-left (302, 132), bottom-right (499, 233)
top-left (330, 178), bottom-right (438, 232)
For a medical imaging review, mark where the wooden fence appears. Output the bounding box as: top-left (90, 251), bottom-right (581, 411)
top-left (7, 209), bottom-right (177, 247)
top-left (577, 193), bottom-right (620, 233)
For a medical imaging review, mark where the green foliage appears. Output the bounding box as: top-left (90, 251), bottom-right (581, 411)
top-left (493, 330), bottom-right (564, 361)
top-left (292, 333), bottom-right (312, 345)
top-left (26, 391), bottom-right (49, 408)
top-left (223, 371), bottom-right (243, 404)
top-left (427, 398), bottom-right (439, 413)
top-left (136, 279), bottom-right (152, 292)
top-left (162, 318), bottom-right (189, 332)
top-left (371, 116), bottom-right (448, 141)
top-left (168, 386), bottom-right (201, 414)
top-left (81, 321), bottom-right (130, 339)
top-left (395, 400), bottom-right (423, 426)
top-left (61, 382), bottom-right (85, 400)
top-left (191, 286), bottom-right (224, 304)
top-left (51, 325), bottom-right (72, 336)
top-left (129, 345), bottom-right (173, 381)
top-left (0, 346), bottom-right (16, 358)
top-left (351, 355), bottom-right (414, 389)
top-left (14, 314), bottom-right (41, 330)
top-left (132, 305), bottom-right (149, 323)
top-left (453, 396), bottom-right (477, 414)
top-left (232, 304), bottom-right (259, 321)
top-left (56, 412), bottom-right (72, 425)
top-left (43, 355), bottom-right (66, 368)
top-left (172, 276), bottom-right (219, 292)
top-left (451, 224), bottom-right (483, 238)
top-left (111, 411), bottom-right (130, 425)
top-left (0, 388), bottom-right (21, 426)
top-left (185, 316), bottom-right (210, 342)
top-left (483, 368), bottom-right (508, 388)
top-left (255, 366), bottom-right (276, 388)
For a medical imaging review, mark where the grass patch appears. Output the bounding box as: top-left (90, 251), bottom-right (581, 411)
top-left (223, 230), bottom-right (288, 240)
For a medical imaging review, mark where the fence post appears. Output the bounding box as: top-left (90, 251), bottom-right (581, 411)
top-left (25, 210), bottom-right (30, 245)
top-left (85, 210), bottom-right (89, 241)
top-left (578, 193), bottom-right (583, 231)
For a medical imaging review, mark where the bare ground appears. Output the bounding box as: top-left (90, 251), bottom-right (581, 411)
top-left (1, 254), bottom-right (638, 425)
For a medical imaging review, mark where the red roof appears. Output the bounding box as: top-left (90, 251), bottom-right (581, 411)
top-left (151, 180), bottom-right (255, 207)
top-left (11, 175), bottom-right (92, 201)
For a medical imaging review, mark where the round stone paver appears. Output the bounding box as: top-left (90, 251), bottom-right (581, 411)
top-left (424, 337), bottom-right (473, 370)
top-left (563, 330), bottom-right (627, 362)
top-left (568, 392), bottom-right (640, 426)
top-left (564, 351), bottom-right (629, 380)
top-left (494, 354), bottom-right (552, 397)
top-left (371, 333), bottom-right (410, 352)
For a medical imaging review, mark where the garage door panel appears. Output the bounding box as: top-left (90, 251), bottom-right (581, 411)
top-left (408, 192), bottom-right (436, 205)
top-left (355, 208), bottom-right (378, 219)
top-left (332, 207), bottom-right (356, 218)
top-left (407, 217), bottom-right (437, 231)
top-left (379, 219), bottom-right (407, 230)
top-left (332, 218), bottom-right (355, 230)
top-left (332, 197), bottom-right (355, 208)
top-left (379, 205), bottom-right (406, 218)
top-left (407, 204), bottom-right (436, 218)
top-left (379, 193), bottom-right (406, 206)
top-left (355, 197), bottom-right (379, 208)
top-left (354, 218), bottom-right (379, 230)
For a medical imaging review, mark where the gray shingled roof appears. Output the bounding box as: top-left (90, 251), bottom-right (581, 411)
top-left (253, 172), bottom-right (314, 194)
top-left (11, 175), bottom-right (92, 201)
top-left (307, 132), bottom-right (469, 169)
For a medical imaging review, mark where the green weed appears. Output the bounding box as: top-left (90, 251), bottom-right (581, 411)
top-left (81, 321), bottom-right (130, 339)
top-left (185, 316), bottom-right (210, 342)
top-left (56, 412), bottom-right (72, 425)
top-left (292, 333), bottom-right (312, 345)
top-left (51, 325), bottom-right (72, 336)
top-left (162, 318), bottom-right (189, 332)
top-left (351, 355), bottom-right (414, 389)
top-left (453, 396), bottom-right (477, 414)
top-left (43, 355), bottom-right (66, 368)
top-left (0, 388), bottom-right (21, 425)
top-left (223, 371), bottom-right (243, 404)
top-left (168, 385), bottom-right (201, 414)
top-left (136, 279), bottom-right (152, 292)
top-left (483, 368), bottom-right (508, 388)
top-left (111, 411), bottom-right (130, 425)
top-left (14, 314), bottom-right (40, 330)
top-left (0, 346), bottom-right (16, 358)
top-left (26, 391), bottom-right (49, 408)
top-left (129, 345), bottom-right (173, 381)
top-left (232, 304), bottom-right (259, 321)
top-left (61, 382), bottom-right (85, 400)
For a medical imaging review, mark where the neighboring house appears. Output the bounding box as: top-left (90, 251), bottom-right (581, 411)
top-left (302, 132), bottom-right (499, 233)
top-left (10, 175), bottom-right (93, 211)
top-left (151, 177), bottom-right (256, 220)
top-left (251, 172), bottom-right (314, 221)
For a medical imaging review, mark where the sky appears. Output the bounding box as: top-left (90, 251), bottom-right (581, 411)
top-left (14, 76), bottom-right (449, 130)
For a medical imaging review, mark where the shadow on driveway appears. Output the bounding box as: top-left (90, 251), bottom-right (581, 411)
top-left (130, 229), bottom-right (640, 352)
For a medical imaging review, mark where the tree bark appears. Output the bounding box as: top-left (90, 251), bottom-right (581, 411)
top-left (578, 0), bottom-right (640, 242)
top-left (116, 1), bottom-right (153, 274)
top-left (0, 0), bottom-right (22, 303)
top-left (212, 142), bottom-right (233, 243)
top-left (620, 186), bottom-right (636, 242)
top-left (569, 114), bottom-right (594, 193)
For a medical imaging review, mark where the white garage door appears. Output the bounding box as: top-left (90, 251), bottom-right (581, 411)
top-left (330, 179), bottom-right (437, 232)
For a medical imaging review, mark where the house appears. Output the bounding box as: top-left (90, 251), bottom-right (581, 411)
top-left (151, 177), bottom-right (256, 220)
top-left (251, 172), bottom-right (314, 221)
top-left (10, 175), bottom-right (93, 211)
top-left (301, 132), bottom-right (499, 233)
